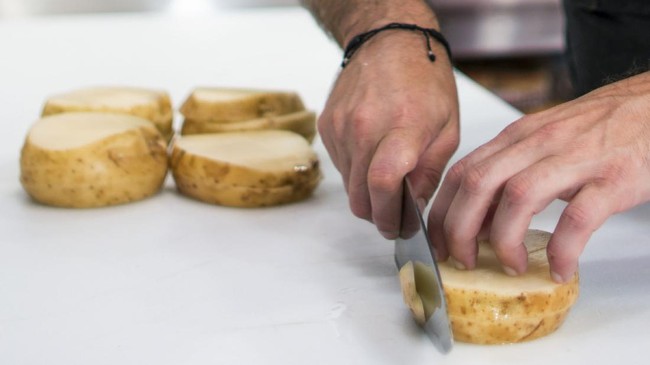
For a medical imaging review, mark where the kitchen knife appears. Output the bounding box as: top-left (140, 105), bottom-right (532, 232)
top-left (395, 177), bottom-right (454, 354)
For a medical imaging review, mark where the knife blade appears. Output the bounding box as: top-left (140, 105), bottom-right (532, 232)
top-left (395, 177), bottom-right (453, 354)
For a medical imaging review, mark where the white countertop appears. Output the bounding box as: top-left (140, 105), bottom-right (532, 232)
top-left (1, 7), bottom-right (648, 365)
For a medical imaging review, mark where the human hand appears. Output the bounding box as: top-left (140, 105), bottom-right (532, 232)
top-left (428, 71), bottom-right (650, 282)
top-left (319, 30), bottom-right (459, 239)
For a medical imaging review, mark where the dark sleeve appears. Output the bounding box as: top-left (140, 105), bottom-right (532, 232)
top-left (563, 0), bottom-right (650, 96)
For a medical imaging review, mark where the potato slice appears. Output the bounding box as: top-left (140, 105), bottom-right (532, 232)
top-left (42, 86), bottom-right (174, 141)
top-left (181, 110), bottom-right (317, 142)
top-left (398, 229), bottom-right (579, 344)
top-left (170, 130), bottom-right (321, 207)
top-left (174, 174), bottom-right (321, 208)
top-left (180, 87), bottom-right (305, 123)
top-left (170, 130), bottom-right (320, 189)
top-left (398, 261), bottom-right (427, 326)
top-left (20, 112), bottom-right (168, 208)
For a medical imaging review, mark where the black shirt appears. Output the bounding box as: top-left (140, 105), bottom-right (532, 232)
top-left (564, 0), bottom-right (650, 95)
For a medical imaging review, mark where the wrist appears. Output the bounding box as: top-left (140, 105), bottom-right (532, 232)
top-left (341, 23), bottom-right (452, 68)
top-left (338, 1), bottom-right (439, 46)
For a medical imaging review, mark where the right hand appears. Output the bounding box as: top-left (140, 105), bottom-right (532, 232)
top-left (318, 30), bottom-right (460, 239)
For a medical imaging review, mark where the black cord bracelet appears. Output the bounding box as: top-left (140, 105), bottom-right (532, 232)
top-left (341, 23), bottom-right (452, 68)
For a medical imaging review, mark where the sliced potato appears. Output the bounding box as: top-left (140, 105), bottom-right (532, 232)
top-left (170, 130), bottom-right (321, 207)
top-left (181, 110), bottom-right (317, 142)
top-left (450, 310), bottom-right (570, 344)
top-left (398, 261), bottom-right (427, 326)
top-left (42, 86), bottom-right (174, 141)
top-left (174, 174), bottom-right (321, 208)
top-left (180, 87), bottom-right (305, 123)
top-left (398, 229), bottom-right (579, 345)
top-left (170, 130), bottom-right (320, 189)
top-left (20, 112), bottom-right (168, 208)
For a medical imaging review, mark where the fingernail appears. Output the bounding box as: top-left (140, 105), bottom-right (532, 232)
top-left (503, 266), bottom-right (518, 277)
top-left (551, 271), bottom-right (565, 283)
top-left (453, 259), bottom-right (466, 270)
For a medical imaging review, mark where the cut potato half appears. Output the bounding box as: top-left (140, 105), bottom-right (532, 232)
top-left (174, 174), bottom-right (321, 208)
top-left (171, 130), bottom-right (320, 188)
top-left (399, 229), bottom-right (579, 345)
top-left (170, 130), bottom-right (321, 207)
top-left (20, 112), bottom-right (168, 208)
top-left (180, 87), bottom-right (305, 123)
top-left (42, 86), bottom-right (174, 141)
top-left (181, 110), bottom-right (316, 142)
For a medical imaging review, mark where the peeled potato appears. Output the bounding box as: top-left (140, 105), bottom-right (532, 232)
top-left (399, 229), bottom-right (579, 345)
top-left (42, 86), bottom-right (174, 141)
top-left (170, 130), bottom-right (321, 207)
top-left (180, 87), bottom-right (305, 123)
top-left (181, 110), bottom-right (317, 142)
top-left (20, 112), bottom-right (168, 208)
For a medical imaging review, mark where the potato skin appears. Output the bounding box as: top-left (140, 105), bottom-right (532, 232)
top-left (398, 230), bottom-right (580, 345)
top-left (443, 273), bottom-right (579, 321)
top-left (20, 126), bottom-right (168, 208)
top-left (172, 172), bottom-right (321, 208)
top-left (435, 230), bottom-right (581, 344)
top-left (180, 90), bottom-right (305, 122)
top-left (42, 90), bottom-right (174, 142)
top-left (181, 111), bottom-right (316, 142)
top-left (169, 145), bottom-right (321, 189)
top-left (449, 310), bottom-right (571, 344)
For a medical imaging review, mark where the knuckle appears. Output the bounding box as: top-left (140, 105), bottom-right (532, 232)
top-left (460, 164), bottom-right (490, 195)
top-left (533, 122), bottom-right (562, 141)
top-left (498, 116), bottom-right (529, 141)
top-left (502, 175), bottom-right (534, 205)
top-left (546, 242), bottom-right (576, 266)
top-left (600, 158), bottom-right (630, 184)
top-left (350, 107), bottom-right (375, 135)
top-left (561, 203), bottom-right (594, 231)
top-left (367, 165), bottom-right (399, 195)
top-left (446, 160), bottom-right (467, 185)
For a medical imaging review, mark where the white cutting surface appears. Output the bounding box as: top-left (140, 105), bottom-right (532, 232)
top-left (1, 7), bottom-right (648, 365)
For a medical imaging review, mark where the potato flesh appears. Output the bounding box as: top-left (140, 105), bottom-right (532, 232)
top-left (28, 113), bottom-right (156, 150)
top-left (170, 130), bottom-right (321, 207)
top-left (42, 87), bottom-right (174, 140)
top-left (173, 172), bottom-right (321, 208)
top-left (175, 130), bottom-right (315, 171)
top-left (44, 87), bottom-right (167, 109)
top-left (398, 230), bottom-right (579, 344)
top-left (181, 110), bottom-right (316, 142)
top-left (20, 113), bottom-right (168, 208)
top-left (180, 88), bottom-right (305, 122)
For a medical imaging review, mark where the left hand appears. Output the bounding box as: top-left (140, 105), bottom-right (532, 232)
top-left (427, 71), bottom-right (650, 283)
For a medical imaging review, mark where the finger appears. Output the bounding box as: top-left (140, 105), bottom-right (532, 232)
top-left (489, 156), bottom-right (585, 275)
top-left (368, 128), bottom-right (428, 239)
top-left (547, 183), bottom-right (613, 283)
top-left (476, 201), bottom-right (498, 242)
top-left (443, 133), bottom-right (552, 270)
top-left (428, 158), bottom-right (469, 263)
top-left (316, 111), bottom-right (349, 191)
top-left (408, 121), bottom-right (459, 205)
top-left (427, 117), bottom-right (533, 264)
top-left (347, 150), bottom-right (375, 222)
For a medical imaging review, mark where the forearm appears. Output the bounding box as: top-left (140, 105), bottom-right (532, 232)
top-left (300, 0), bottom-right (439, 46)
